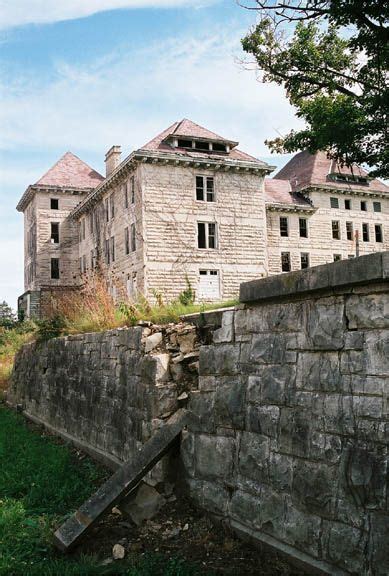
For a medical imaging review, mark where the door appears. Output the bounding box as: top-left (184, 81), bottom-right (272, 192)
top-left (198, 270), bottom-right (220, 300)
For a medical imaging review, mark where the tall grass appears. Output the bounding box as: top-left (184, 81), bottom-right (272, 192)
top-left (0, 325), bottom-right (35, 395)
top-left (53, 274), bottom-right (237, 335)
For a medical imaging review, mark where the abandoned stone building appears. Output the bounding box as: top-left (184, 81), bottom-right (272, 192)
top-left (16, 119), bottom-right (389, 317)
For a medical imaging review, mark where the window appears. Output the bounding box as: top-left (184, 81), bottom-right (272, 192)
top-left (196, 176), bottom-right (215, 202)
top-left (212, 142), bottom-right (227, 153)
top-left (194, 140), bottom-right (209, 151)
top-left (375, 224), bottom-right (383, 243)
top-left (373, 201), bottom-right (381, 213)
top-left (281, 252), bottom-right (291, 272)
top-left (80, 219), bottom-right (85, 241)
top-left (124, 183), bottom-right (128, 209)
top-left (333, 254), bottom-right (341, 262)
top-left (131, 224), bottom-right (136, 252)
top-left (51, 258), bottom-right (59, 279)
top-left (82, 255), bottom-right (87, 273)
top-left (105, 239), bottom-right (110, 264)
top-left (90, 249), bottom-right (96, 269)
top-left (110, 237), bottom-right (115, 262)
top-left (346, 221), bottom-right (353, 241)
top-left (89, 213), bottom-right (94, 235)
top-left (345, 199), bottom-right (351, 210)
top-left (177, 138), bottom-right (192, 148)
top-left (104, 199), bottom-right (109, 222)
top-left (300, 252), bottom-right (309, 269)
top-left (130, 176), bottom-right (135, 204)
top-left (50, 222), bottom-right (59, 244)
top-left (361, 200), bottom-right (367, 211)
top-left (50, 198), bottom-right (59, 210)
top-left (348, 254), bottom-right (355, 259)
top-left (279, 216), bottom-right (288, 237)
top-left (110, 194), bottom-right (115, 219)
top-left (299, 218), bottom-right (308, 238)
top-left (197, 222), bottom-right (217, 249)
top-left (125, 227), bottom-right (130, 255)
top-left (362, 223), bottom-right (369, 242)
top-left (332, 220), bottom-right (340, 240)
top-left (330, 197), bottom-right (339, 209)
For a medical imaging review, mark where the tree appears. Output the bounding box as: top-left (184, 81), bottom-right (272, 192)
top-left (0, 301), bottom-right (17, 329)
top-left (241, 1), bottom-right (389, 178)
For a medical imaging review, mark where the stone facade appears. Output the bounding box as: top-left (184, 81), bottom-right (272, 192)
top-left (16, 122), bottom-right (389, 317)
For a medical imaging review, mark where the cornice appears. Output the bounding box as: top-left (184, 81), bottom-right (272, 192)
top-left (266, 202), bottom-right (316, 214)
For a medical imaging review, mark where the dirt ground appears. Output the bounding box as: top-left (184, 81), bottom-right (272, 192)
top-left (79, 493), bottom-right (302, 575)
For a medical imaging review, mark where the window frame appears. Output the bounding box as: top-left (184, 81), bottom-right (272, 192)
top-left (373, 201), bottom-right (381, 213)
top-left (50, 258), bottom-right (60, 279)
top-left (346, 221), bottom-right (353, 241)
top-left (131, 223), bottom-right (136, 252)
top-left (281, 251), bottom-right (291, 272)
top-left (299, 217), bottom-right (308, 238)
top-left (197, 221), bottom-right (218, 249)
top-left (375, 224), bottom-right (383, 243)
top-left (110, 236), bottom-right (115, 262)
top-left (330, 197), bottom-right (339, 209)
top-left (360, 200), bottom-right (367, 212)
top-left (50, 222), bottom-right (59, 244)
top-left (50, 198), bottom-right (59, 210)
top-left (130, 176), bottom-right (135, 204)
top-left (300, 252), bottom-right (309, 269)
top-left (362, 223), bottom-right (369, 242)
top-left (125, 227), bottom-right (130, 255)
top-left (279, 216), bottom-right (289, 237)
top-left (332, 220), bottom-right (341, 240)
top-left (196, 175), bottom-right (215, 202)
top-left (333, 254), bottom-right (342, 262)
top-left (344, 199), bottom-right (351, 210)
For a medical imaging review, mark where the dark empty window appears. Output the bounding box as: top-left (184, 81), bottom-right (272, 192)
top-left (105, 199), bottom-right (109, 222)
top-left (125, 227), bottom-right (129, 255)
top-left (50, 198), bottom-right (59, 210)
top-left (373, 201), bottom-right (381, 213)
top-left (345, 199), bottom-right (351, 210)
top-left (105, 239), bottom-right (110, 264)
top-left (362, 223), bottom-right (369, 242)
top-left (333, 254), bottom-right (341, 261)
top-left (348, 254), bottom-right (355, 259)
top-left (197, 222), bottom-right (217, 249)
top-left (212, 142), bottom-right (227, 152)
top-left (346, 221), bottom-right (353, 241)
top-left (177, 139), bottom-right (192, 148)
top-left (51, 258), bottom-right (59, 279)
top-left (375, 224), bottom-right (383, 243)
top-left (50, 223), bottom-right (59, 244)
top-left (280, 216), bottom-right (288, 237)
top-left (124, 183), bottom-right (128, 209)
top-left (361, 200), bottom-right (367, 211)
top-left (110, 194), bottom-right (115, 219)
top-left (131, 224), bottom-right (136, 252)
top-left (330, 197), bottom-right (339, 209)
top-left (110, 237), bottom-right (115, 262)
top-left (131, 176), bottom-right (135, 204)
top-left (194, 140), bottom-right (209, 151)
top-left (281, 252), bottom-right (291, 272)
top-left (332, 221), bottom-right (340, 239)
top-left (299, 218), bottom-right (308, 238)
top-left (196, 176), bottom-right (215, 202)
top-left (301, 252), bottom-right (309, 269)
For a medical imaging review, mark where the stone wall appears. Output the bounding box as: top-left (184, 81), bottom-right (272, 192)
top-left (9, 322), bottom-right (200, 476)
top-left (182, 252), bottom-right (389, 575)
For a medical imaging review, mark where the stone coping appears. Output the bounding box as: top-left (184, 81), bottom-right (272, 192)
top-left (240, 251), bottom-right (389, 304)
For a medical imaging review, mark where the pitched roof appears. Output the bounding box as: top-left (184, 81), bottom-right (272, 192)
top-left (34, 151), bottom-right (104, 189)
top-left (265, 178), bottom-right (313, 207)
top-left (139, 119), bottom-right (263, 163)
top-left (275, 150), bottom-right (388, 194)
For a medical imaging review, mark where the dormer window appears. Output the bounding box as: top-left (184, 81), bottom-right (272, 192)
top-left (171, 137), bottom-right (229, 154)
top-left (212, 142), bottom-right (227, 153)
top-left (177, 139), bottom-right (192, 148)
top-left (329, 173), bottom-right (369, 185)
top-left (194, 140), bottom-right (210, 151)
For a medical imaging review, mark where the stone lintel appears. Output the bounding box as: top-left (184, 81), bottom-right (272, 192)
top-left (240, 251), bottom-right (389, 304)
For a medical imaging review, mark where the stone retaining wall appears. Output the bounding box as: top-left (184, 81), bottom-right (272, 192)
top-left (182, 253), bottom-right (389, 575)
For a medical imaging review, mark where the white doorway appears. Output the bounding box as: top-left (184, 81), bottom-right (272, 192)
top-left (198, 269), bottom-right (220, 300)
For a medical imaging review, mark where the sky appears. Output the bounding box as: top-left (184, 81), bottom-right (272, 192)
top-left (0, 0), bottom-right (302, 309)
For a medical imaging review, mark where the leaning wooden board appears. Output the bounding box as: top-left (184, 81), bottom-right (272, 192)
top-left (53, 409), bottom-right (192, 551)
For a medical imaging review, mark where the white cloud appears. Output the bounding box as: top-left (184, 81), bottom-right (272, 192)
top-left (0, 0), bottom-right (216, 30)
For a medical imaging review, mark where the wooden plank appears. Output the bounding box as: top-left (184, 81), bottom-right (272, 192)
top-left (53, 409), bottom-right (191, 551)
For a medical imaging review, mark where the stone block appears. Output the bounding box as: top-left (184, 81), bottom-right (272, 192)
top-left (246, 404), bottom-right (280, 438)
top-left (187, 390), bottom-right (215, 434)
top-left (230, 490), bottom-right (262, 529)
top-left (214, 376), bottom-right (245, 428)
top-left (279, 408), bottom-right (311, 457)
top-left (238, 431), bottom-right (270, 483)
top-left (305, 297), bottom-right (345, 350)
top-left (292, 460), bottom-right (336, 518)
top-left (296, 352), bottom-right (341, 392)
top-left (370, 512), bottom-right (389, 575)
top-left (199, 344), bottom-right (240, 376)
top-left (325, 521), bottom-right (366, 574)
top-left (145, 332), bottom-right (163, 352)
top-left (283, 499), bottom-right (321, 558)
top-left (364, 330), bottom-right (389, 376)
top-left (346, 293), bottom-right (389, 329)
top-left (249, 334), bottom-right (288, 364)
top-left (323, 394), bottom-right (355, 435)
top-left (268, 452), bottom-right (293, 492)
top-left (195, 434), bottom-right (235, 480)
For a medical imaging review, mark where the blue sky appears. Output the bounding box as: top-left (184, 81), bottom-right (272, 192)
top-left (0, 0), bottom-right (301, 309)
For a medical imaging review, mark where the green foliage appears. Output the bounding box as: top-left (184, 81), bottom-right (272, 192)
top-left (35, 316), bottom-right (66, 341)
top-left (0, 407), bottom-right (214, 576)
top-left (0, 301), bottom-right (16, 329)
top-left (241, 1), bottom-right (389, 177)
top-left (178, 276), bottom-right (195, 307)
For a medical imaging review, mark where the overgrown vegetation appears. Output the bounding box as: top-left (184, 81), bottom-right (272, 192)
top-left (0, 322), bottom-right (35, 395)
top-left (0, 406), bottom-right (213, 576)
top-left (49, 274), bottom-right (237, 336)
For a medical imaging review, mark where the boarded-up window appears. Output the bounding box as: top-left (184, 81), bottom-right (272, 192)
top-left (299, 218), bottom-right (308, 238)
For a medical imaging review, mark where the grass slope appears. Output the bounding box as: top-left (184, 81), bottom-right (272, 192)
top-left (0, 406), bottom-right (211, 576)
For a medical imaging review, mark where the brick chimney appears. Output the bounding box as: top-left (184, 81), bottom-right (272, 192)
top-left (105, 145), bottom-right (121, 177)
